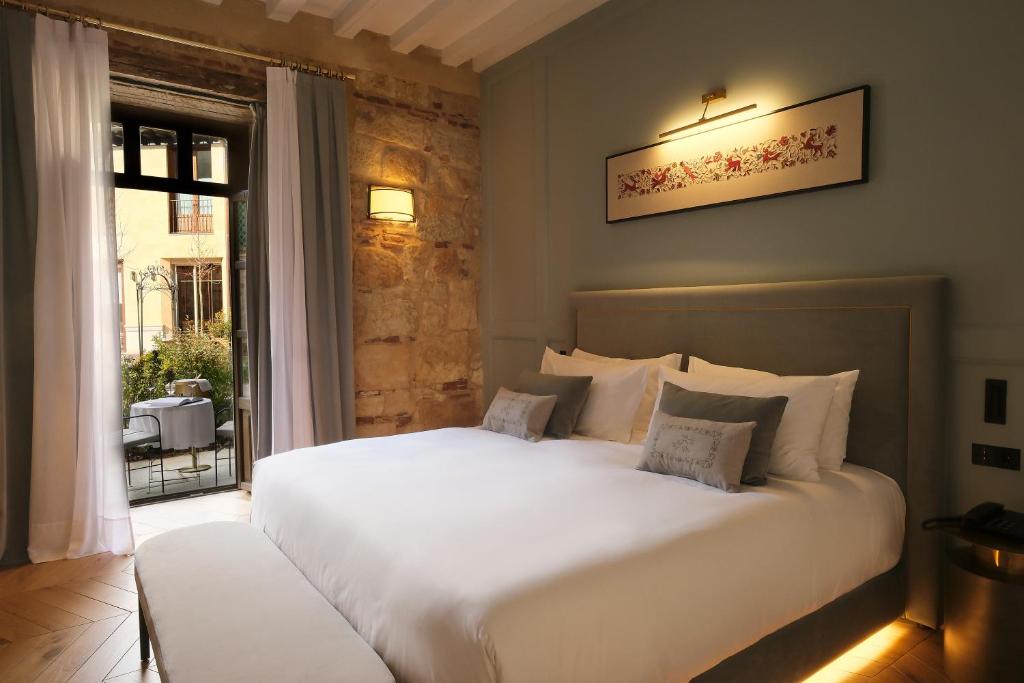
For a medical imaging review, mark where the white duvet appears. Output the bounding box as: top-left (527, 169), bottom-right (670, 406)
top-left (251, 427), bottom-right (904, 683)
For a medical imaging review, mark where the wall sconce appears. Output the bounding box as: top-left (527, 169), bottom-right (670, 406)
top-left (368, 185), bottom-right (415, 222)
top-left (659, 89), bottom-right (757, 139)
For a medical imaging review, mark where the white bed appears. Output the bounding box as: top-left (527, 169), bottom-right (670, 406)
top-left (251, 427), bottom-right (903, 683)
top-left (253, 430), bottom-right (905, 679)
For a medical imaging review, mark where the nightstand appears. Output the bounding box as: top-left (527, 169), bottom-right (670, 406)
top-left (942, 528), bottom-right (1024, 682)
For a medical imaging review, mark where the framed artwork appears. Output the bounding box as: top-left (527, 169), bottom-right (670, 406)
top-left (606, 86), bottom-right (869, 223)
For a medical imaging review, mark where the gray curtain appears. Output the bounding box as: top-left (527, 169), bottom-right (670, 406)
top-left (246, 103), bottom-right (274, 460)
top-left (295, 74), bottom-right (355, 445)
top-left (0, 7), bottom-right (37, 566)
top-left (247, 74), bottom-right (354, 457)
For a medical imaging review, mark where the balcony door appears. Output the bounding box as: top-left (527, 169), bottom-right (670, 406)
top-left (113, 103), bottom-right (251, 503)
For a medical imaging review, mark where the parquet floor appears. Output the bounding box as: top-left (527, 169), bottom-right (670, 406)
top-left (0, 490), bottom-right (251, 682)
top-left (802, 618), bottom-right (950, 682)
top-left (1, 489), bottom-right (950, 682)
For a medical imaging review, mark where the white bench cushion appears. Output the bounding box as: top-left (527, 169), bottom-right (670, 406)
top-left (135, 521), bottom-right (394, 683)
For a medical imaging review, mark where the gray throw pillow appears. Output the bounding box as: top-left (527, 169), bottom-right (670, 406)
top-left (639, 412), bottom-right (756, 492)
top-left (482, 387), bottom-right (558, 442)
top-left (513, 371), bottom-right (592, 438)
top-left (658, 383), bottom-right (789, 486)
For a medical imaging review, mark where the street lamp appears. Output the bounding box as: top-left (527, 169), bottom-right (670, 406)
top-left (131, 266), bottom-right (178, 354)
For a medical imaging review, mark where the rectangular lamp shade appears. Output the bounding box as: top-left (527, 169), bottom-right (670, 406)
top-left (368, 185), bottom-right (415, 222)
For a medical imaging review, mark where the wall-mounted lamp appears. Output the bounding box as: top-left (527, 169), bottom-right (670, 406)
top-left (658, 89), bottom-right (757, 139)
top-left (368, 185), bottom-right (415, 222)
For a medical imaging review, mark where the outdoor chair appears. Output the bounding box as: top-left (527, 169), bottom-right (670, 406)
top-left (213, 405), bottom-right (234, 486)
top-left (123, 414), bottom-right (165, 494)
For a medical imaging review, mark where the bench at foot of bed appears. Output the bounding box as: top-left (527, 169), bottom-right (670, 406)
top-left (134, 521), bottom-right (394, 683)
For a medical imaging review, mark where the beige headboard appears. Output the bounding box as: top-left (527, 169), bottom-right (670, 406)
top-left (569, 275), bottom-right (946, 628)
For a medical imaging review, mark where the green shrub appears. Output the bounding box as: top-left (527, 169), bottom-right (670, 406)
top-left (121, 328), bottom-right (233, 417)
top-left (121, 349), bottom-right (170, 414)
top-left (206, 310), bottom-right (231, 340)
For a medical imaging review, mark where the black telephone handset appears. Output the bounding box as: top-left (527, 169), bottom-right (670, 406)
top-left (962, 501), bottom-right (1024, 542)
top-left (963, 501), bottom-right (1004, 527)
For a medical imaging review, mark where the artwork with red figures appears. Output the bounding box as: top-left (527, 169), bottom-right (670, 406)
top-left (616, 124), bottom-right (839, 200)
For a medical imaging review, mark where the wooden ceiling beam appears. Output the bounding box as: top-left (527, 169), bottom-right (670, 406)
top-left (265, 0), bottom-right (308, 22)
top-left (332, 0), bottom-right (380, 39)
top-left (471, 0), bottom-right (609, 71)
top-left (389, 0), bottom-right (455, 55)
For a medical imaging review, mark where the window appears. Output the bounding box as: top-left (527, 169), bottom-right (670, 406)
top-left (169, 194), bottom-right (214, 234)
top-left (192, 134), bottom-right (228, 183)
top-left (139, 126), bottom-right (177, 179)
top-left (111, 123), bottom-right (125, 173)
top-left (175, 263), bottom-right (223, 331)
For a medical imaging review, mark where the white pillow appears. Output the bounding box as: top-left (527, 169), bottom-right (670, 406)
top-left (654, 366), bottom-right (837, 481)
top-left (688, 357), bottom-right (859, 471)
top-left (571, 348), bottom-right (683, 443)
top-left (541, 348), bottom-right (648, 443)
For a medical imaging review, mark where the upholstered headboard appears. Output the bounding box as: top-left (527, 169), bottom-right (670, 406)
top-left (569, 275), bottom-right (945, 628)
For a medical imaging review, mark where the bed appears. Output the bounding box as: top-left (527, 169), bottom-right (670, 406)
top-left (251, 275), bottom-right (945, 682)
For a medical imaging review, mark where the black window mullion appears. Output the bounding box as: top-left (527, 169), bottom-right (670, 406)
top-left (123, 121), bottom-right (141, 178)
top-left (178, 125), bottom-right (194, 185)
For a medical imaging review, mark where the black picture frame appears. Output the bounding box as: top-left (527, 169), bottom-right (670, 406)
top-left (605, 85), bottom-right (870, 224)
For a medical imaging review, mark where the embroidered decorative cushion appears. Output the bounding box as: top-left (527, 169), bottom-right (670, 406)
top-left (637, 412), bottom-right (756, 492)
top-left (652, 366), bottom-right (836, 482)
top-left (657, 383), bottom-right (789, 486)
top-left (482, 387), bottom-right (559, 442)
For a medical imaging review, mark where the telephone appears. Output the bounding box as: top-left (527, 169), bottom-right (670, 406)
top-left (962, 502), bottom-right (1024, 542)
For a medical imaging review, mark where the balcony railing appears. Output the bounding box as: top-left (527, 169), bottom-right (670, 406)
top-left (170, 197), bottom-right (214, 234)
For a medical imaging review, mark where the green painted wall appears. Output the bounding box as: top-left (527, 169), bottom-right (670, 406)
top-left (481, 0), bottom-right (1024, 511)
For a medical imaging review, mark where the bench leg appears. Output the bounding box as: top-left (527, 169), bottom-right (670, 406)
top-left (139, 601), bottom-right (151, 661)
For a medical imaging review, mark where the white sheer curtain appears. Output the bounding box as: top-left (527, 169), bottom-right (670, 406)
top-left (28, 15), bottom-right (133, 562)
top-left (266, 68), bottom-right (315, 454)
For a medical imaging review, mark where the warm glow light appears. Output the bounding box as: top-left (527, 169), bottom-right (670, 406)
top-left (368, 185), bottom-right (415, 222)
top-left (802, 621), bottom-right (919, 682)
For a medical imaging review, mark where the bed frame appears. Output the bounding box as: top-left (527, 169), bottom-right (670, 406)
top-left (569, 275), bottom-right (945, 682)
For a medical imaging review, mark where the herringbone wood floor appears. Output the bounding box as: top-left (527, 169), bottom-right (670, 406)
top-left (0, 490), bottom-right (251, 682)
top-left (1, 490), bottom-right (949, 682)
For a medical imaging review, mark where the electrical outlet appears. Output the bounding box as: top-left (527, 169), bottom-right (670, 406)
top-left (972, 443), bottom-right (1021, 471)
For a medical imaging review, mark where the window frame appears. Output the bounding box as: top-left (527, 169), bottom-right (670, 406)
top-left (112, 104), bottom-right (248, 198)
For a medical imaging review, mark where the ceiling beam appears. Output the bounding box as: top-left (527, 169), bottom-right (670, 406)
top-left (471, 0), bottom-right (609, 71)
top-left (265, 0), bottom-right (307, 22)
top-left (333, 0), bottom-right (380, 39)
top-left (389, 0), bottom-right (456, 55)
top-left (440, 0), bottom-right (552, 68)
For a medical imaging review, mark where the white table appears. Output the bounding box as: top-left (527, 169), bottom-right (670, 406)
top-left (129, 398), bottom-right (216, 475)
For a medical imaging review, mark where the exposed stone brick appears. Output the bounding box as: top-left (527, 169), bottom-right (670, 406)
top-left (382, 146), bottom-right (429, 186)
top-left (355, 291), bottom-right (416, 341)
top-left (414, 332), bottom-right (469, 386)
top-left (354, 246), bottom-right (404, 289)
top-left (346, 70), bottom-right (482, 433)
top-left (447, 280), bottom-right (477, 331)
top-left (355, 343), bottom-right (412, 390)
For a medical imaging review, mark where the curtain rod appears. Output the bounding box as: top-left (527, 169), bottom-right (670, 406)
top-left (0, 0), bottom-right (355, 82)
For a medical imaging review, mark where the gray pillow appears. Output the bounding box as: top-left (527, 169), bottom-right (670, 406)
top-left (482, 387), bottom-right (558, 442)
top-left (658, 383), bottom-right (789, 486)
top-left (638, 412), bottom-right (756, 492)
top-left (513, 371), bottom-right (592, 438)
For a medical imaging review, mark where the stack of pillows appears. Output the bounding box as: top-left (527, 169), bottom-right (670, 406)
top-left (481, 347), bottom-right (859, 494)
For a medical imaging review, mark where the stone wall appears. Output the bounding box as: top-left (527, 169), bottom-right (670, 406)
top-left (348, 74), bottom-right (483, 436)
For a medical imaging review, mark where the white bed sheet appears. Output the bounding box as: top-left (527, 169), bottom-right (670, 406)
top-left (251, 427), bottom-right (904, 683)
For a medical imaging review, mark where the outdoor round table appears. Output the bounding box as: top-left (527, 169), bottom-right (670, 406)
top-left (129, 397), bottom-right (215, 475)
